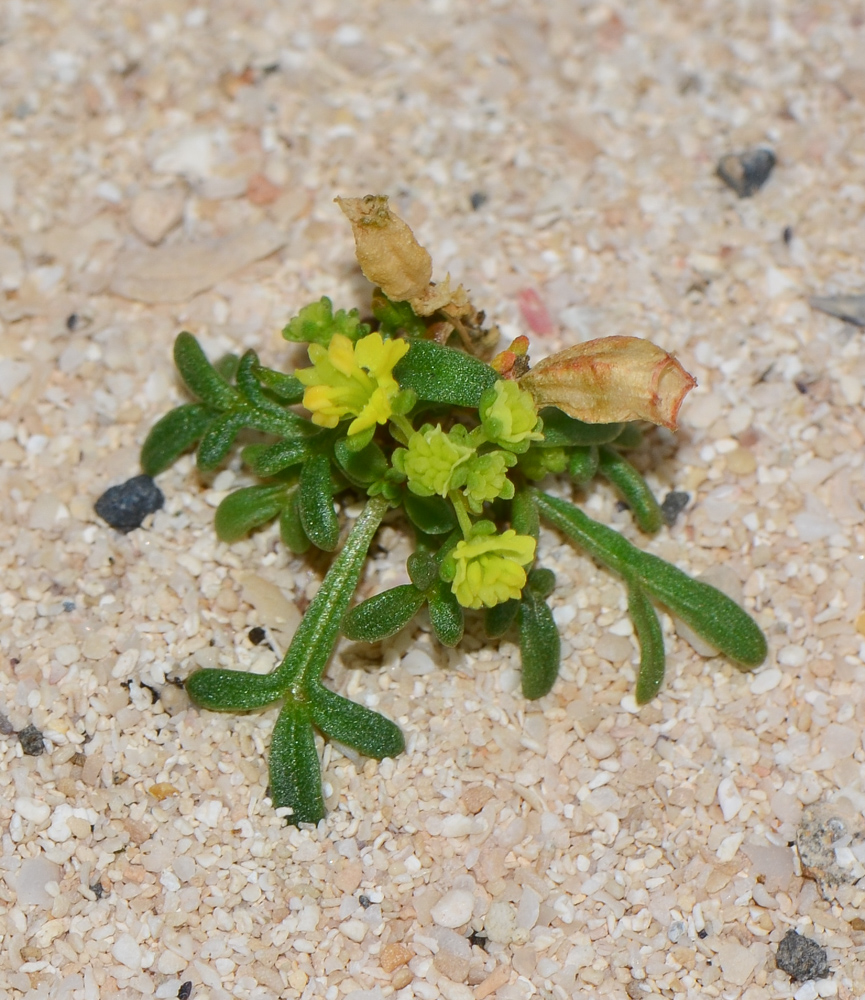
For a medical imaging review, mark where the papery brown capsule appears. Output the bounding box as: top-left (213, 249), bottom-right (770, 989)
top-left (336, 195), bottom-right (432, 303)
top-left (519, 336), bottom-right (696, 430)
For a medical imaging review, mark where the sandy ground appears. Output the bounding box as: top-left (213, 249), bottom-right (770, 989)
top-left (2, 2), bottom-right (865, 999)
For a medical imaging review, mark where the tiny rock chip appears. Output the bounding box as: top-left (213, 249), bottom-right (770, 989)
top-left (129, 188), bottom-right (184, 245)
top-left (809, 293), bottom-right (865, 328)
top-left (717, 148), bottom-right (776, 198)
top-left (18, 724), bottom-right (45, 756)
top-left (660, 490), bottom-right (690, 526)
top-left (380, 942), bottom-right (412, 973)
top-left (776, 929), bottom-right (830, 981)
top-left (95, 474), bottom-right (164, 533)
top-left (431, 888), bottom-right (475, 928)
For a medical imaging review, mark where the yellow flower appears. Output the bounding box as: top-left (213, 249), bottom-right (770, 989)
top-left (444, 528), bottom-right (536, 609)
top-left (296, 332), bottom-right (408, 436)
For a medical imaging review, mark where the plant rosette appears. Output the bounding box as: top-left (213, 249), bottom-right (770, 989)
top-left (134, 196), bottom-right (767, 825)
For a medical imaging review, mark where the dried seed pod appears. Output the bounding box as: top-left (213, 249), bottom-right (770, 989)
top-left (519, 335), bottom-right (696, 430)
top-left (336, 195), bottom-right (432, 303)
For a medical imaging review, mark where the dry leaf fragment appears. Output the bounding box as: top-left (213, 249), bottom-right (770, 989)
top-left (519, 335), bottom-right (696, 429)
top-left (336, 195), bottom-right (432, 302)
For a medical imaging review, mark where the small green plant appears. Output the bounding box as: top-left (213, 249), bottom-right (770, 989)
top-left (139, 197), bottom-right (766, 824)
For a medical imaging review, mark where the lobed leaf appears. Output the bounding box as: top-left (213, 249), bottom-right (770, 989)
top-left (185, 668), bottom-right (284, 712)
top-left (342, 585), bottom-right (425, 643)
top-left (282, 296), bottom-right (370, 345)
top-left (532, 490), bottom-right (767, 670)
top-left (140, 403), bottom-right (217, 476)
top-left (628, 582), bottom-right (666, 704)
top-left (197, 411), bottom-right (249, 470)
top-left (568, 445), bottom-right (599, 485)
top-left (274, 494), bottom-right (389, 688)
top-left (372, 289), bottom-right (427, 338)
top-left (244, 438), bottom-right (315, 477)
top-left (598, 446), bottom-right (664, 534)
top-left (268, 705), bottom-right (325, 825)
top-left (214, 485), bottom-right (287, 543)
top-left (279, 488), bottom-right (310, 554)
top-left (299, 453), bottom-right (339, 551)
top-left (174, 332), bottom-right (241, 410)
top-left (518, 589), bottom-right (561, 699)
top-left (252, 364), bottom-right (305, 404)
top-left (308, 685), bottom-right (405, 759)
top-left (428, 581), bottom-right (464, 647)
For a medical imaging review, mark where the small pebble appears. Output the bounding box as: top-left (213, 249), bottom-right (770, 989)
top-left (14, 797), bottom-right (51, 824)
top-left (717, 148), bottom-right (776, 197)
top-left (111, 932), bottom-right (143, 970)
top-left (776, 929), bottom-right (830, 981)
top-left (18, 724), bottom-right (45, 756)
top-left (809, 293), bottom-right (865, 328)
top-left (469, 191), bottom-right (487, 210)
top-left (178, 982), bottom-right (193, 1000)
top-left (129, 188), bottom-right (185, 245)
top-left (431, 888), bottom-right (474, 928)
top-left (95, 474), bottom-right (164, 533)
top-left (660, 490), bottom-right (690, 526)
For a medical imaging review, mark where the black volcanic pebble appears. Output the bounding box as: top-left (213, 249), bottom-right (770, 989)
top-left (717, 148), bottom-right (776, 197)
top-left (776, 929), bottom-right (830, 981)
top-left (661, 491), bottom-right (690, 526)
top-left (18, 724), bottom-right (46, 756)
top-left (95, 474), bottom-right (164, 532)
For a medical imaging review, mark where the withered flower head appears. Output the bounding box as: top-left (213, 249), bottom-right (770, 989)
top-left (519, 335), bottom-right (697, 430)
top-left (336, 195), bottom-right (432, 303)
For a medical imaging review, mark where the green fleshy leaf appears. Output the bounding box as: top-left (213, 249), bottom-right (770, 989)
top-left (531, 490), bottom-right (767, 669)
top-left (140, 403), bottom-right (217, 476)
top-left (308, 685), bottom-right (405, 759)
top-left (568, 445), bottom-right (599, 484)
top-left (628, 583), bottom-right (666, 704)
top-left (527, 568), bottom-right (556, 599)
top-left (252, 364), bottom-right (305, 404)
top-left (214, 485), bottom-right (287, 543)
top-left (598, 446), bottom-right (663, 534)
top-left (235, 350), bottom-right (296, 416)
top-left (428, 581), bottom-right (464, 647)
top-left (537, 408), bottom-right (623, 448)
top-left (197, 411), bottom-right (249, 470)
top-left (214, 353), bottom-right (240, 383)
top-left (393, 340), bottom-right (498, 408)
top-left (243, 438), bottom-right (316, 477)
top-left (342, 585), bottom-right (425, 643)
top-left (335, 438), bottom-right (388, 486)
top-left (403, 491), bottom-right (457, 535)
top-left (274, 494), bottom-right (389, 688)
top-left (279, 487), bottom-right (310, 554)
top-left (372, 289), bottom-right (427, 338)
top-left (407, 549), bottom-right (438, 592)
top-left (174, 332), bottom-right (241, 410)
top-left (282, 296), bottom-right (370, 345)
top-left (518, 589), bottom-right (561, 699)
top-left (485, 598), bottom-right (519, 638)
top-left (268, 705), bottom-right (325, 825)
top-left (299, 453), bottom-right (339, 551)
top-left (613, 424), bottom-right (644, 449)
top-left (185, 668), bottom-right (284, 711)
top-left (518, 446), bottom-right (568, 480)
top-left (511, 488), bottom-right (540, 542)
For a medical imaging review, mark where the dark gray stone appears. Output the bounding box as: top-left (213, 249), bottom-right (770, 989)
top-left (776, 929), bottom-right (830, 981)
top-left (95, 474), bottom-right (164, 532)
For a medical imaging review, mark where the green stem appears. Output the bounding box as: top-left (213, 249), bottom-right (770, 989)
top-left (449, 489), bottom-right (474, 538)
top-left (390, 414), bottom-right (415, 444)
top-left (274, 494), bottom-right (389, 691)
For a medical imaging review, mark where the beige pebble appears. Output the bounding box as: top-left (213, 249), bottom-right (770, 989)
top-left (129, 188), bottom-right (185, 245)
top-left (380, 942), bottom-right (412, 973)
top-left (725, 446), bottom-right (757, 475)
